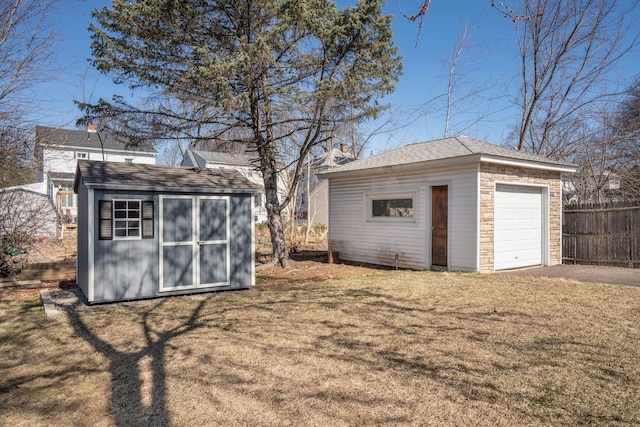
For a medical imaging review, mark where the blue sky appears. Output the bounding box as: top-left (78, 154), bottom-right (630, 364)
top-left (35, 1), bottom-right (639, 159)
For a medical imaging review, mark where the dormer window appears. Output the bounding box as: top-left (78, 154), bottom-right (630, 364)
top-left (76, 152), bottom-right (88, 159)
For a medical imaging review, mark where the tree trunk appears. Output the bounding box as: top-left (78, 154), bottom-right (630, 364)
top-left (303, 154), bottom-right (311, 244)
top-left (262, 165), bottom-right (290, 268)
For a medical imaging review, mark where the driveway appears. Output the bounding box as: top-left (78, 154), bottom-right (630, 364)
top-left (497, 264), bottom-right (640, 287)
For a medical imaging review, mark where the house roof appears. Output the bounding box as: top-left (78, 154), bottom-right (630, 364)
top-left (311, 147), bottom-right (355, 170)
top-left (183, 150), bottom-right (256, 168)
top-left (74, 160), bottom-right (262, 194)
top-left (317, 135), bottom-right (576, 178)
top-left (36, 126), bottom-right (157, 154)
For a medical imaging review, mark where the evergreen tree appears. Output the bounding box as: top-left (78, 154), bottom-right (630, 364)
top-left (85, 0), bottom-right (401, 267)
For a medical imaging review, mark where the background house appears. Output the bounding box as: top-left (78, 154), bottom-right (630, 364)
top-left (319, 136), bottom-right (576, 273)
top-left (35, 125), bottom-right (157, 222)
top-left (74, 160), bottom-right (260, 303)
top-left (181, 150), bottom-right (288, 222)
top-left (296, 143), bottom-right (355, 226)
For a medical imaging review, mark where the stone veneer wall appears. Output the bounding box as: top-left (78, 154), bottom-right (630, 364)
top-left (479, 163), bottom-right (562, 273)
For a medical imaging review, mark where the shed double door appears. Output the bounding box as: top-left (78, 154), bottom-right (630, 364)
top-left (159, 196), bottom-right (230, 292)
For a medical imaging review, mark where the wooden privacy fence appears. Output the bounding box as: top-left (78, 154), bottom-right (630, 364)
top-left (563, 201), bottom-right (640, 268)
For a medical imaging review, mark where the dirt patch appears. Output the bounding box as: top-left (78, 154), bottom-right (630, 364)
top-left (24, 259), bottom-right (381, 313)
top-left (24, 228), bottom-right (77, 264)
top-left (3, 222), bottom-right (376, 309)
top-left (254, 259), bottom-right (383, 290)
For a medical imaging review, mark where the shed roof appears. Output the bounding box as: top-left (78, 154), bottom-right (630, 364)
top-left (36, 126), bottom-right (157, 154)
top-left (74, 160), bottom-right (262, 194)
top-left (318, 135), bottom-right (576, 178)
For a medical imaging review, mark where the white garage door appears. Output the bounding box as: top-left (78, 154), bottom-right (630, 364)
top-left (494, 185), bottom-right (542, 270)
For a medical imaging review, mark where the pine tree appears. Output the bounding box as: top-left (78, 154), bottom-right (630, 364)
top-left (86, 0), bottom-right (401, 267)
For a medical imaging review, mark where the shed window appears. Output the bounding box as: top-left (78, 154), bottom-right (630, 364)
top-left (114, 200), bottom-right (140, 237)
top-left (98, 199), bottom-right (154, 240)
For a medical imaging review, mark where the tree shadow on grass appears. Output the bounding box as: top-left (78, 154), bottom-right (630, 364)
top-left (67, 299), bottom-right (208, 426)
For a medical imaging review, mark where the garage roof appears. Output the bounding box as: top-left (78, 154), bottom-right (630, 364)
top-left (318, 135), bottom-right (576, 177)
top-left (74, 160), bottom-right (262, 194)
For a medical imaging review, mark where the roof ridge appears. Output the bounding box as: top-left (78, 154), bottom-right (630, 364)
top-left (453, 135), bottom-right (475, 154)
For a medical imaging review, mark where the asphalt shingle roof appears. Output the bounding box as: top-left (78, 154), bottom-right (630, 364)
top-left (319, 135), bottom-right (574, 176)
top-left (36, 126), bottom-right (157, 153)
top-left (74, 160), bottom-right (261, 193)
top-left (191, 150), bottom-right (255, 167)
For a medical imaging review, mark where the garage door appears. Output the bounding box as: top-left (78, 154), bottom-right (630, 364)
top-left (494, 185), bottom-right (542, 270)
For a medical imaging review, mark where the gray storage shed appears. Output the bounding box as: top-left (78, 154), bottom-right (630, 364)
top-left (74, 160), bottom-right (261, 304)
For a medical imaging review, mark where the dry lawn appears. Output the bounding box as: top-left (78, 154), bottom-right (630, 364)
top-left (1, 270), bottom-right (639, 426)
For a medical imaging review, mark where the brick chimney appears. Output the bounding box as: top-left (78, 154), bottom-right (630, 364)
top-left (340, 143), bottom-right (348, 153)
top-left (87, 124), bottom-right (98, 133)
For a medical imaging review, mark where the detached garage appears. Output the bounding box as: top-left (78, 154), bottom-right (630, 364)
top-left (319, 136), bottom-right (576, 273)
top-left (74, 160), bottom-right (261, 303)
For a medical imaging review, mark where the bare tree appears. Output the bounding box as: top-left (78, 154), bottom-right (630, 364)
top-left (0, 0), bottom-right (60, 274)
top-left (403, 21), bottom-right (500, 140)
top-left (0, 0), bottom-right (58, 187)
top-left (399, 0), bottom-right (432, 47)
top-left (616, 76), bottom-right (640, 159)
top-left (566, 81), bottom-right (640, 203)
top-left (0, 120), bottom-right (34, 187)
top-left (0, 0), bottom-right (57, 109)
top-left (0, 189), bottom-right (59, 277)
top-left (567, 106), bottom-right (624, 203)
top-left (512, 0), bottom-right (640, 157)
top-left (612, 77), bottom-right (640, 200)
top-left (441, 21), bottom-right (501, 138)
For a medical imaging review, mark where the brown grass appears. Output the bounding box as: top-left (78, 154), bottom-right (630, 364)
top-left (1, 271), bottom-right (639, 426)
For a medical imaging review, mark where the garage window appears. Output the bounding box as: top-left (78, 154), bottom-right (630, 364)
top-left (366, 192), bottom-right (416, 222)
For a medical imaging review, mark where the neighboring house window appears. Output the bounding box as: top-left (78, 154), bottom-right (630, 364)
top-left (125, 158), bottom-right (133, 164)
top-left (255, 193), bottom-right (262, 208)
top-left (57, 183), bottom-right (76, 209)
top-left (76, 152), bottom-right (88, 159)
top-left (99, 200), bottom-right (154, 240)
top-left (367, 192), bottom-right (416, 222)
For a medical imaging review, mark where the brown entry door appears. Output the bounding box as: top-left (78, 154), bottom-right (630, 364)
top-left (431, 186), bottom-right (448, 268)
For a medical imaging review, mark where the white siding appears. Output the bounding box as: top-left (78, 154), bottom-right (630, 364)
top-left (0, 189), bottom-right (59, 239)
top-left (198, 162), bottom-right (289, 223)
top-left (43, 148), bottom-right (156, 175)
top-left (328, 164), bottom-right (479, 271)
